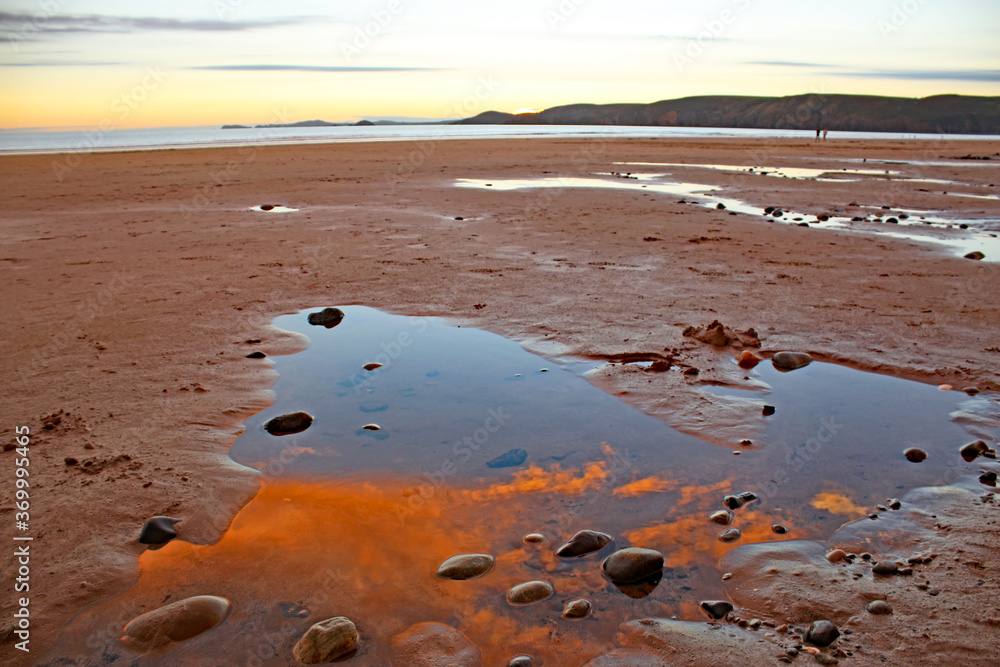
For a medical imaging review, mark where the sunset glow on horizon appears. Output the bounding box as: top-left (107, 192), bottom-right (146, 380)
top-left (1, 0), bottom-right (997, 130)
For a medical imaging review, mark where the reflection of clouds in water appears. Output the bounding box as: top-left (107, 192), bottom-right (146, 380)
top-left (809, 490), bottom-right (867, 517)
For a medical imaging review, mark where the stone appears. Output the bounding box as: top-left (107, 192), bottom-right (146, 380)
top-left (772, 209), bottom-right (784, 217)
top-left (391, 622), bottom-right (482, 667)
top-left (825, 549), bottom-right (847, 563)
top-left (556, 530), bottom-right (612, 558)
top-left (772, 524), bottom-right (788, 534)
top-left (263, 411), bottom-right (313, 436)
top-left (959, 440), bottom-right (993, 462)
top-left (139, 516), bottom-right (181, 545)
top-left (739, 491), bottom-right (759, 505)
top-left (307, 307), bottom-right (345, 328)
top-left (700, 600), bottom-right (734, 620)
top-left (523, 533), bottom-right (545, 544)
top-left (964, 251), bottom-right (986, 260)
top-left (292, 617), bottom-right (359, 664)
top-left (772, 351), bottom-right (813, 371)
top-left (719, 529), bottom-right (742, 543)
top-left (246, 351), bottom-right (266, 359)
top-left (363, 362), bottom-right (383, 371)
top-left (979, 471), bottom-right (998, 486)
top-left (710, 510), bottom-right (734, 526)
top-left (737, 350), bottom-right (762, 368)
top-left (903, 448), bottom-right (927, 463)
top-left (872, 561), bottom-right (899, 575)
top-left (805, 620), bottom-right (840, 647)
top-left (716, 203), bottom-right (727, 210)
top-left (562, 598), bottom-right (592, 619)
top-left (121, 595), bottom-right (230, 653)
top-left (362, 424), bottom-right (381, 431)
top-left (508, 657), bottom-right (534, 667)
top-left (486, 448), bottom-right (528, 469)
top-left (507, 581), bottom-right (554, 606)
top-left (602, 548), bottom-right (664, 584)
top-left (763, 405), bottom-right (776, 416)
top-left (866, 600), bottom-right (892, 615)
top-left (723, 495), bottom-right (745, 510)
top-left (436, 554), bottom-right (495, 581)
top-left (260, 204), bottom-right (275, 211)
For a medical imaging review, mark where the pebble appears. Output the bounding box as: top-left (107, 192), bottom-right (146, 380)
top-left (719, 528), bottom-right (742, 543)
top-left (815, 654), bottom-right (840, 665)
top-left (362, 424), bottom-right (381, 431)
top-left (523, 533), bottom-right (546, 544)
top-left (960, 440), bottom-right (994, 462)
top-left (723, 495), bottom-right (745, 510)
top-left (562, 599), bottom-right (592, 619)
top-left (699, 600), bottom-right (734, 620)
top-left (964, 251), bottom-right (986, 261)
top-left (263, 411), bottom-right (314, 436)
top-left (363, 362), bottom-right (383, 371)
top-left (436, 554), bottom-right (495, 581)
top-left (979, 471), bottom-right (998, 486)
top-left (260, 204), bottom-right (275, 211)
top-left (139, 516), bottom-right (181, 545)
top-left (866, 600), bottom-right (893, 615)
top-left (246, 351), bottom-right (267, 359)
top-left (121, 595), bottom-right (230, 653)
top-left (486, 448), bottom-right (528, 469)
top-left (888, 498), bottom-right (902, 510)
top-left (739, 491), bottom-right (759, 505)
top-left (602, 548), bottom-right (664, 583)
top-left (763, 405), bottom-right (776, 416)
top-left (737, 350), bottom-right (762, 368)
top-left (306, 307), bottom-right (345, 328)
top-left (509, 657), bottom-right (534, 667)
top-left (826, 549), bottom-right (847, 563)
top-left (293, 617), bottom-right (359, 664)
top-left (805, 620), bottom-right (841, 647)
top-left (903, 448), bottom-right (927, 463)
top-left (508, 581), bottom-right (555, 606)
top-left (872, 561), bottom-right (899, 575)
top-left (772, 524), bottom-right (788, 534)
top-left (556, 530), bottom-right (612, 558)
top-left (772, 351), bottom-right (813, 371)
top-left (710, 510), bottom-right (734, 526)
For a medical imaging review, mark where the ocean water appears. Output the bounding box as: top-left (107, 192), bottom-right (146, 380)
top-left (2, 123), bottom-right (998, 155)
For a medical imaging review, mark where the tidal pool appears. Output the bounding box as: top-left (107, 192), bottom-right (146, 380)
top-left (42, 307), bottom-right (999, 665)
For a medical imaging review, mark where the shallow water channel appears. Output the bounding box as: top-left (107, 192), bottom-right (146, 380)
top-left (45, 306), bottom-right (999, 665)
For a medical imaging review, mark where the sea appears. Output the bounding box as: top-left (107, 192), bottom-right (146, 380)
top-left (2, 123), bottom-right (998, 155)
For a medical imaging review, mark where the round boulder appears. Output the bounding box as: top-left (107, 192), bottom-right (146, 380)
top-left (562, 599), bottom-right (592, 619)
top-left (602, 548), bottom-right (664, 584)
top-left (805, 620), bottom-right (840, 647)
top-left (293, 617), bottom-right (359, 664)
top-left (507, 581), bottom-right (555, 606)
top-left (436, 554), bottom-right (495, 581)
top-left (121, 595), bottom-right (230, 653)
top-left (307, 307), bottom-right (345, 328)
top-left (772, 351), bottom-right (813, 371)
top-left (556, 530), bottom-right (612, 558)
top-left (903, 448), bottom-right (927, 463)
top-left (263, 411), bottom-right (314, 436)
top-left (138, 516), bottom-right (181, 545)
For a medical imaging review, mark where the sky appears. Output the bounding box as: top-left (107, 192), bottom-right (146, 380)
top-left (0, 0), bottom-right (998, 129)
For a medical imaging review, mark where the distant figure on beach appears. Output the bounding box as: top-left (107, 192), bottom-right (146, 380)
top-left (822, 129), bottom-right (829, 141)
top-left (815, 128), bottom-right (821, 141)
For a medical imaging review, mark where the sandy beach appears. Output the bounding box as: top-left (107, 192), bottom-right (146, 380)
top-left (2, 136), bottom-right (999, 665)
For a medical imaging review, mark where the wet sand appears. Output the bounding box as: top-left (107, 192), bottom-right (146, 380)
top-left (1, 136), bottom-right (999, 664)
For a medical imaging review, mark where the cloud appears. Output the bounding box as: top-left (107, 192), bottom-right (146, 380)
top-left (0, 11), bottom-right (310, 41)
top-left (2, 60), bottom-right (128, 67)
top-left (747, 60), bottom-right (837, 68)
top-left (189, 64), bottom-right (446, 73)
top-left (829, 69), bottom-right (1000, 82)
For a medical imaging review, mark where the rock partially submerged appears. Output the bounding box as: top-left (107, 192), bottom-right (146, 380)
top-left (806, 620), bottom-right (841, 647)
top-left (436, 554), bottom-right (495, 580)
top-left (771, 351), bottom-right (813, 370)
top-left (293, 617), bottom-right (359, 664)
top-left (562, 598), bottom-right (592, 619)
top-left (391, 622), bottom-right (482, 667)
top-left (959, 440), bottom-right (996, 462)
top-left (683, 320), bottom-right (761, 349)
top-left (138, 516), bottom-right (181, 545)
top-left (507, 581), bottom-right (554, 606)
top-left (486, 448), bottom-right (528, 469)
top-left (307, 307), bottom-right (345, 328)
top-left (699, 600), bottom-right (734, 620)
top-left (556, 529), bottom-right (612, 558)
top-left (263, 411), bottom-right (314, 436)
top-left (602, 548), bottom-right (664, 584)
top-left (121, 595), bottom-right (230, 654)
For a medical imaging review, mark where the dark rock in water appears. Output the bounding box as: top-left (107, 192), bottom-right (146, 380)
top-left (719, 528), bottom-right (742, 543)
top-left (772, 524), bottom-right (788, 534)
top-left (886, 217), bottom-right (899, 223)
top-left (965, 251), bottom-right (986, 260)
top-left (797, 222), bottom-right (810, 227)
top-left (888, 498), bottom-right (902, 510)
top-left (611, 571), bottom-right (662, 599)
top-left (260, 204), bottom-right (275, 211)
top-left (602, 548), bottom-right (664, 584)
top-left (979, 471), bottom-right (998, 486)
top-left (391, 622), bottom-right (482, 667)
top-left (122, 595), bottom-right (230, 653)
top-left (903, 447), bottom-right (927, 463)
top-left (436, 554), bottom-right (495, 580)
top-left (817, 214), bottom-right (830, 222)
top-left (486, 448), bottom-right (528, 469)
top-left (699, 600), bottom-right (734, 620)
top-left (959, 440), bottom-right (994, 462)
top-left (139, 516), bottom-right (181, 545)
top-left (738, 491), bottom-right (758, 505)
top-left (764, 206), bottom-right (775, 214)
top-left (872, 561), bottom-right (899, 575)
top-left (806, 620), bottom-right (840, 647)
top-left (772, 209), bottom-right (784, 217)
top-left (455, 216), bottom-right (465, 221)
top-left (263, 411), bottom-right (314, 436)
top-left (557, 529), bottom-right (612, 558)
top-left (523, 533), bottom-right (545, 545)
top-left (246, 351), bottom-right (267, 359)
top-left (710, 510), bottom-right (734, 526)
top-left (363, 362), bottom-right (383, 371)
top-left (852, 216), bottom-right (865, 222)
top-left (562, 598), bottom-right (592, 619)
top-left (507, 580), bottom-right (554, 606)
top-left (866, 600), bottom-right (893, 615)
top-left (762, 405), bottom-right (776, 416)
top-left (716, 203), bottom-right (726, 210)
top-left (307, 307), bottom-right (345, 328)
top-left (293, 617), bottom-right (359, 664)
top-left (723, 495), bottom-right (745, 510)
top-left (508, 657), bottom-right (534, 667)
top-left (361, 423), bottom-right (381, 431)
top-left (772, 351), bottom-right (813, 370)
